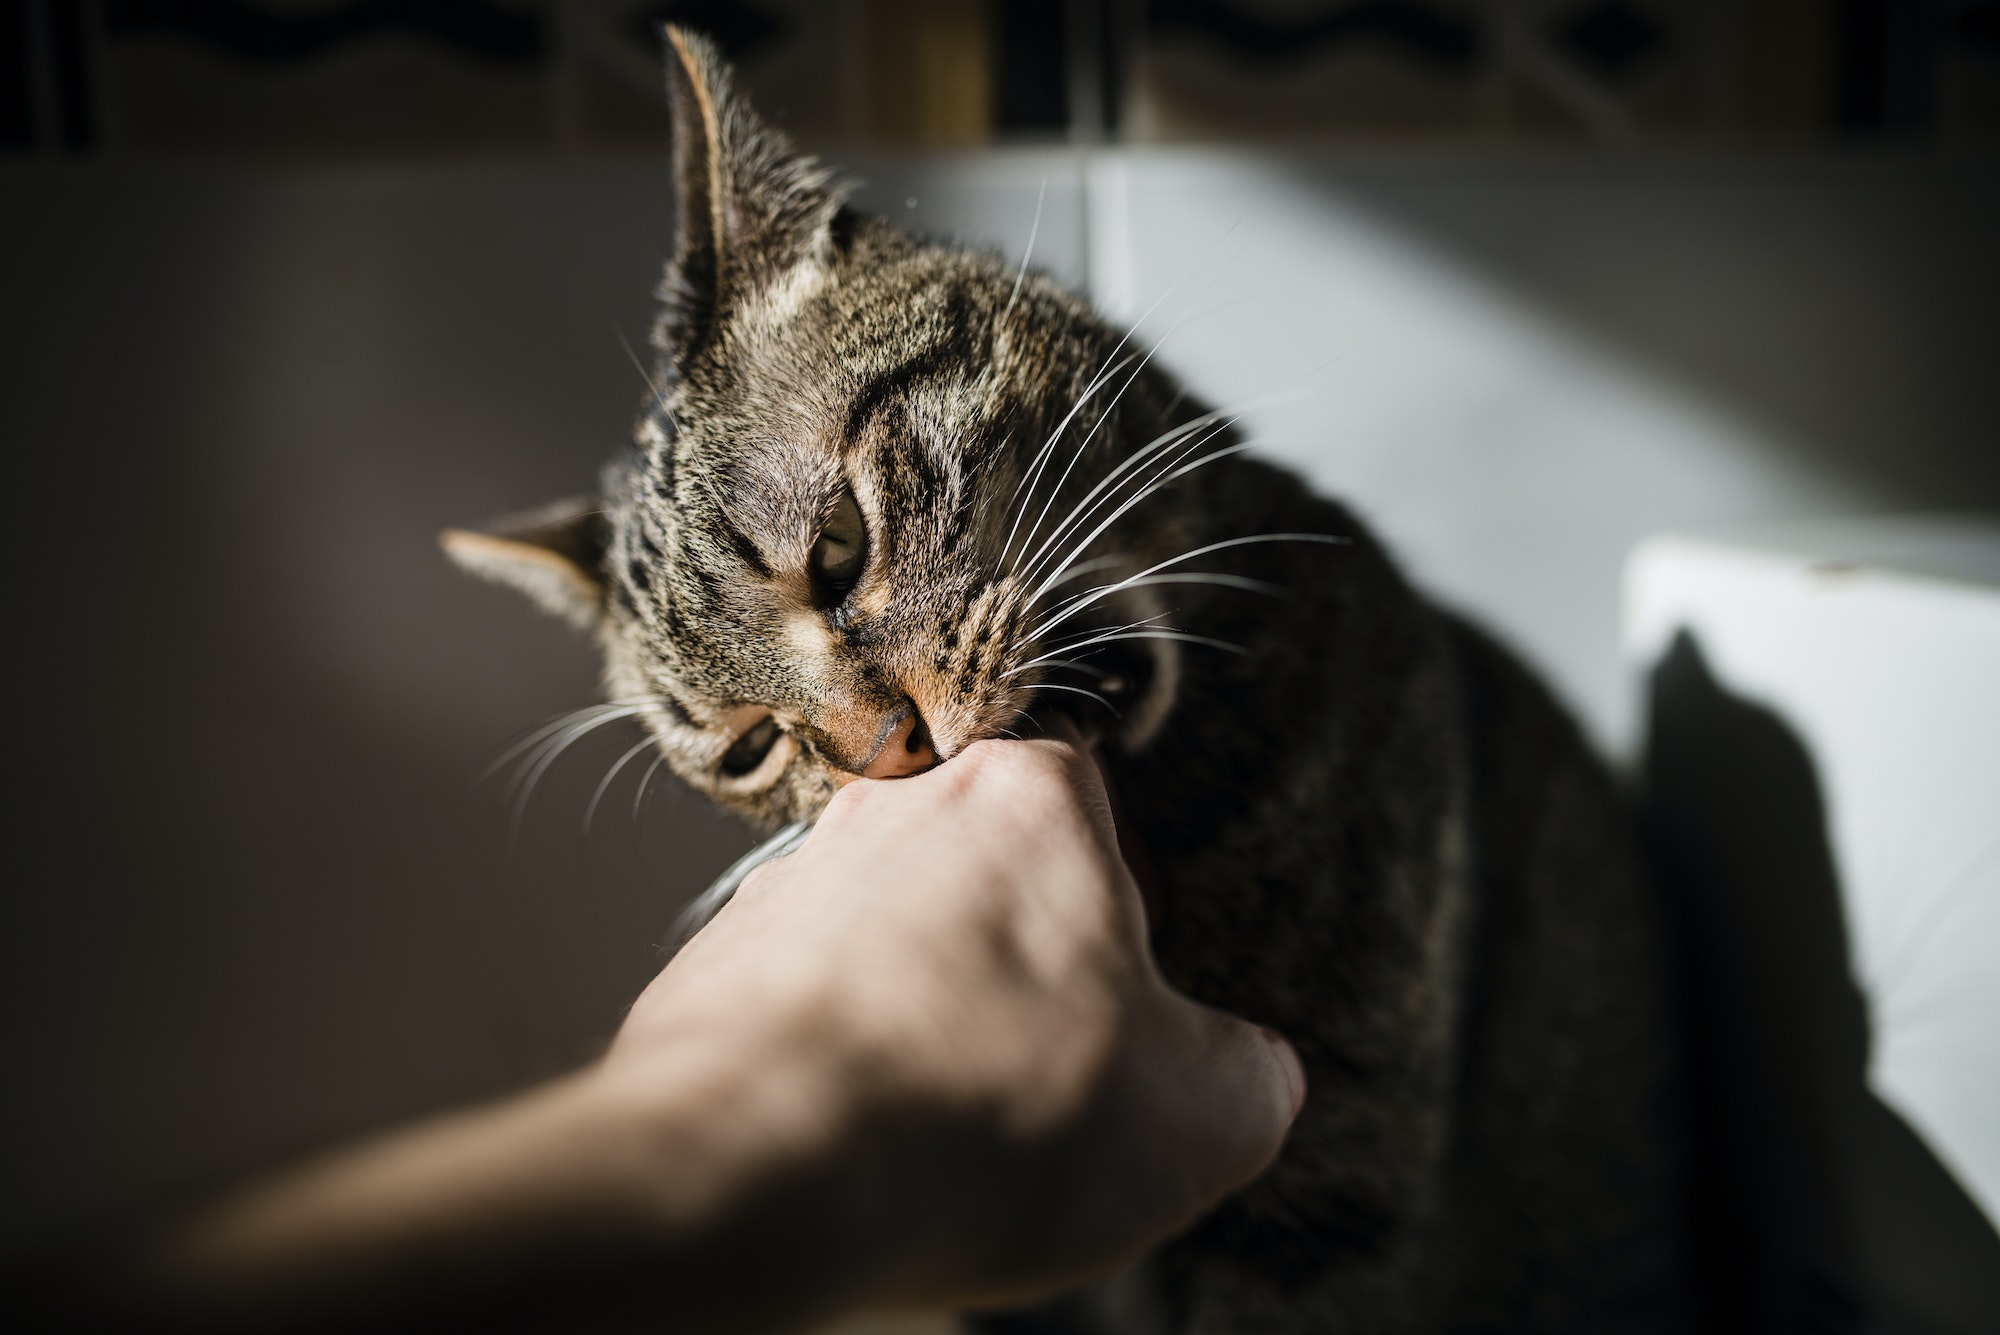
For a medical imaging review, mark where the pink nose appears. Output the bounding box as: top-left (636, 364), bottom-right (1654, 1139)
top-left (862, 705), bottom-right (938, 779)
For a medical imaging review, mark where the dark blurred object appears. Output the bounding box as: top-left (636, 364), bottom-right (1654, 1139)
top-left (1129, 0), bottom-right (2000, 142)
top-left (1849, 0), bottom-right (2000, 131)
top-left (102, 0), bottom-right (547, 66)
top-left (6, 0), bottom-right (2000, 157)
top-left (1146, 0), bottom-right (1483, 71)
top-left (995, 0), bottom-right (1071, 133)
top-left (7, 0), bottom-right (101, 148)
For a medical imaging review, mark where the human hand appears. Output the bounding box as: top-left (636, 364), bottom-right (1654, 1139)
top-left (602, 734), bottom-right (1305, 1317)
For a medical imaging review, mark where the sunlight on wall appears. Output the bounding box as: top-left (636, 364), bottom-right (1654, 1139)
top-left (1088, 152), bottom-right (1866, 755)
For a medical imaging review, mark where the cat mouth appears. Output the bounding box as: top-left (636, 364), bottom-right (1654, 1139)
top-left (669, 645), bottom-right (1158, 955)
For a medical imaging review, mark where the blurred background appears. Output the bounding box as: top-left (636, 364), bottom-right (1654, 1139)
top-left (12, 0), bottom-right (2000, 153)
top-left (5, 3), bottom-right (1999, 1332)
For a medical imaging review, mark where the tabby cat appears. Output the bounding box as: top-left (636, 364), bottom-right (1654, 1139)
top-left (444, 29), bottom-right (1688, 1334)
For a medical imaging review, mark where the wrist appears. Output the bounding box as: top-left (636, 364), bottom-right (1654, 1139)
top-left (586, 1002), bottom-right (897, 1329)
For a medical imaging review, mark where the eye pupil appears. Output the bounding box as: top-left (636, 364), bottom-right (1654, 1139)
top-left (811, 489), bottom-right (868, 601)
top-left (720, 717), bottom-right (780, 777)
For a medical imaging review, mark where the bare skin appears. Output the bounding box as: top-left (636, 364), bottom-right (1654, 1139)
top-left (108, 738), bottom-right (1301, 1332)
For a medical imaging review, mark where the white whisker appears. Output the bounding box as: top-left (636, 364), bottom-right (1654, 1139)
top-left (1030, 572), bottom-right (1282, 642)
top-left (1015, 320), bottom-right (1338, 598)
top-left (479, 699), bottom-right (659, 786)
top-left (1004, 222), bottom-right (1253, 574)
top-left (1032, 533), bottom-right (1346, 639)
top-left (1001, 352), bottom-right (1135, 568)
top-left (1036, 611), bottom-right (1172, 651)
top-left (1030, 682), bottom-right (1120, 715)
top-left (508, 707), bottom-right (657, 834)
top-left (1017, 415), bottom-right (1234, 590)
top-left (1027, 656), bottom-right (1112, 679)
top-left (632, 752), bottom-right (668, 822)
top-left (1017, 390), bottom-right (1310, 592)
top-left (1002, 231), bottom-right (1241, 571)
top-left (1045, 553), bottom-right (1124, 589)
top-left (1010, 629), bottom-right (1245, 676)
top-left (1002, 176), bottom-right (1046, 319)
top-left (1024, 440), bottom-right (1273, 608)
top-left (617, 328), bottom-right (676, 427)
top-left (501, 716), bottom-right (648, 815)
top-left (585, 735), bottom-right (660, 833)
top-left (1009, 277), bottom-right (1243, 574)
top-left (1090, 629), bottom-right (1247, 655)
top-left (1005, 617), bottom-right (1177, 676)
top-left (501, 705), bottom-right (651, 801)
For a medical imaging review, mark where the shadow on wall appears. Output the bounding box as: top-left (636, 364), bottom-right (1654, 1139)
top-left (1304, 160), bottom-right (2000, 512)
top-left (1643, 632), bottom-right (2000, 1335)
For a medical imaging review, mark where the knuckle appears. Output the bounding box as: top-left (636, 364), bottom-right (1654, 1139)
top-left (958, 736), bottom-right (1076, 794)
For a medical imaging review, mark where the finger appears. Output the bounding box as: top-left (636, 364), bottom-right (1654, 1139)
top-left (1038, 732), bottom-right (1119, 853)
top-left (1152, 1000), bottom-right (1306, 1211)
top-left (946, 734), bottom-right (1120, 858)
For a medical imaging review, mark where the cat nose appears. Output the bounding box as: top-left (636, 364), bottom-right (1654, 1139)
top-left (861, 701), bottom-right (938, 780)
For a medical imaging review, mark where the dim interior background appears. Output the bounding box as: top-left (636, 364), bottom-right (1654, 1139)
top-left (5, 2), bottom-right (1999, 1331)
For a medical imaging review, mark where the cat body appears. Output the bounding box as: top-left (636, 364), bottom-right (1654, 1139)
top-left (445, 30), bottom-right (1688, 1333)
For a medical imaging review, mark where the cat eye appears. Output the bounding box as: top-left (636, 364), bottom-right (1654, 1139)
top-left (810, 488), bottom-right (868, 602)
top-left (719, 715), bottom-right (781, 777)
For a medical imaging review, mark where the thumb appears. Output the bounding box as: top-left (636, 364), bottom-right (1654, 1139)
top-left (1147, 996), bottom-right (1306, 1213)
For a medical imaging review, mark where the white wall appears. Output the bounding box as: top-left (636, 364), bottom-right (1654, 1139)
top-left (1081, 151), bottom-right (2000, 755)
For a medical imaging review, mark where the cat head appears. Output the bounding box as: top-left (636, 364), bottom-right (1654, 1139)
top-left (445, 29), bottom-right (1190, 827)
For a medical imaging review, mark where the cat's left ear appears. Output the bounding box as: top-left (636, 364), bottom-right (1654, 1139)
top-left (658, 26), bottom-right (848, 356)
top-left (439, 498), bottom-right (608, 630)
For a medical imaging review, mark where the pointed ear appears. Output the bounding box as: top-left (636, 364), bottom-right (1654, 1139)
top-left (658, 25), bottom-right (847, 357)
top-left (440, 498), bottom-right (608, 630)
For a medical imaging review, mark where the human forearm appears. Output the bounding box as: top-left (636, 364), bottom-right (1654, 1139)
top-left (150, 1027), bottom-right (871, 1333)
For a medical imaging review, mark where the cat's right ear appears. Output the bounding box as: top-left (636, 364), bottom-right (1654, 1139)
top-left (439, 498), bottom-right (608, 630)
top-left (662, 24), bottom-right (724, 347)
top-left (658, 26), bottom-right (846, 359)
